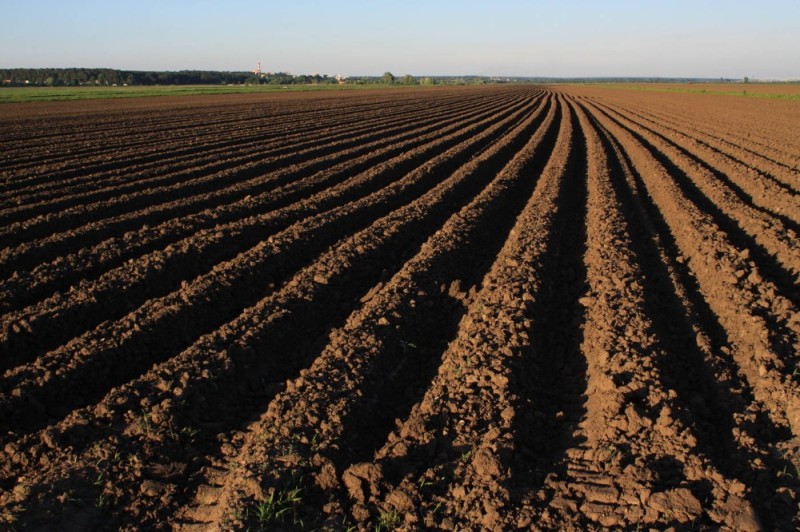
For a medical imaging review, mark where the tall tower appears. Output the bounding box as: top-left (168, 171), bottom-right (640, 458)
top-left (254, 62), bottom-right (262, 76)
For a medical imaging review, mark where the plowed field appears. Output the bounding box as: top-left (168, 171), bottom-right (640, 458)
top-left (1, 85), bottom-right (799, 530)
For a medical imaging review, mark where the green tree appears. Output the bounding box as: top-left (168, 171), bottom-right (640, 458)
top-left (420, 77), bottom-right (435, 86)
top-left (382, 71), bottom-right (395, 84)
top-left (402, 74), bottom-right (416, 85)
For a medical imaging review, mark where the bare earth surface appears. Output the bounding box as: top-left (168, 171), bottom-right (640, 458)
top-left (0, 85), bottom-right (798, 530)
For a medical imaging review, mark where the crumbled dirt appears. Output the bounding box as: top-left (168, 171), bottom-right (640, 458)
top-left (1, 85), bottom-right (798, 530)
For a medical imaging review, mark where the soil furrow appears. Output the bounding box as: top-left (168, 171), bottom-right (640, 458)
top-left (603, 99), bottom-right (800, 187)
top-left (584, 102), bottom-right (800, 355)
top-left (580, 98), bottom-right (800, 440)
top-left (0, 95), bottom-right (534, 371)
top-left (0, 92), bottom-right (415, 148)
top-left (1, 93), bottom-right (487, 213)
top-left (0, 95), bottom-right (548, 440)
top-left (180, 95), bottom-right (561, 530)
top-left (1, 92), bottom-right (463, 185)
top-left (2, 92), bottom-right (500, 196)
top-left (595, 99), bottom-right (800, 211)
top-left (500, 98), bottom-right (589, 527)
top-left (0, 93), bottom-right (516, 313)
top-left (1, 90), bottom-right (470, 151)
top-left (513, 99), bottom-right (753, 530)
top-left (0, 96), bottom-right (525, 246)
top-left (0, 95), bottom-right (527, 276)
top-left (587, 99), bottom-right (800, 284)
top-left (586, 105), bottom-right (800, 530)
top-left (576, 90), bottom-right (800, 168)
top-left (1, 103), bottom-right (388, 202)
top-left (359, 96), bottom-right (579, 531)
top-left (0, 91), bottom-right (549, 530)
top-left (1, 85), bottom-right (796, 531)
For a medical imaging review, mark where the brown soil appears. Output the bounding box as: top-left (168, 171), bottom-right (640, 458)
top-left (0, 85), bottom-right (798, 530)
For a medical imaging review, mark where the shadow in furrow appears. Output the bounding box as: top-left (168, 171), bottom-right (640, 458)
top-left (0, 97), bottom-right (516, 316)
top-left (2, 103), bottom-right (488, 245)
top-left (0, 98), bottom-right (534, 374)
top-left (586, 110), bottom-right (798, 530)
top-left (591, 107), bottom-right (800, 315)
top-left (0, 99), bottom-right (549, 522)
top-left (612, 107), bottom-right (800, 237)
top-left (0, 95), bottom-right (525, 278)
top-left (607, 103), bottom-right (800, 199)
top-left (1, 96), bottom-right (511, 262)
top-left (151, 98), bottom-right (558, 520)
top-left (0, 95), bottom-right (502, 228)
top-left (333, 100), bottom-right (564, 470)
top-left (508, 100), bottom-right (589, 494)
top-left (4, 98), bottom-right (548, 437)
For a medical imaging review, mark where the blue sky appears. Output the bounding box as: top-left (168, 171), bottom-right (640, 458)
top-left (2, 0), bottom-right (798, 78)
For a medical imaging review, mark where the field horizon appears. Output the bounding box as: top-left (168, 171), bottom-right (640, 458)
top-left (3, 80), bottom-right (800, 104)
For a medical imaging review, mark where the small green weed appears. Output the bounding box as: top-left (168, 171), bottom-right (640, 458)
top-left (252, 483), bottom-right (304, 526)
top-left (607, 444), bottom-right (618, 460)
top-left (95, 493), bottom-right (109, 510)
top-left (399, 339), bottom-right (418, 354)
top-left (417, 475), bottom-right (435, 489)
top-left (137, 410), bottom-right (154, 435)
top-left (375, 509), bottom-right (401, 531)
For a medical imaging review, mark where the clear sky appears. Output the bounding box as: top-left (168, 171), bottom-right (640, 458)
top-left (2, 0), bottom-right (799, 78)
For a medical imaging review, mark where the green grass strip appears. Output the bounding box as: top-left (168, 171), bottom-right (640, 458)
top-left (0, 84), bottom-right (424, 103)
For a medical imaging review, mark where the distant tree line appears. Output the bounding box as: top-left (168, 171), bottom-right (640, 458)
top-left (1, 68), bottom-right (259, 86)
top-left (250, 72), bottom-right (335, 86)
top-left (4, 69), bottom-right (779, 88)
top-left (0, 68), bottom-right (490, 87)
